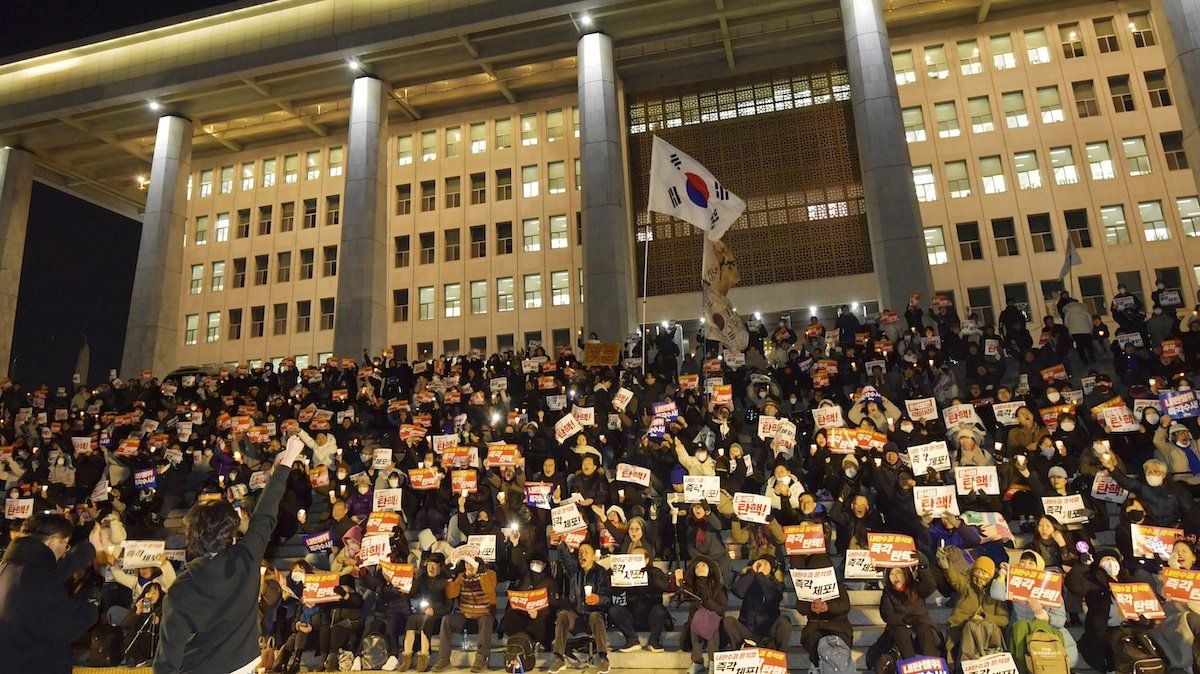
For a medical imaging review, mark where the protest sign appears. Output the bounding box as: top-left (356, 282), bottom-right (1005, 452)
top-left (615, 463), bottom-right (651, 487)
top-left (372, 489), bottom-right (403, 513)
top-left (954, 466), bottom-right (999, 495)
top-left (372, 448), bottom-right (392, 470)
top-left (524, 482), bottom-right (553, 510)
top-left (551, 504), bottom-right (585, 534)
top-left (1163, 568), bottom-right (1200, 603)
top-left (812, 406), bottom-right (844, 430)
top-left (1006, 567), bottom-right (1064, 607)
top-left (790, 566), bottom-right (840, 601)
top-left (359, 534), bottom-right (391, 566)
top-left (1041, 495), bottom-right (1088, 525)
top-left (908, 441), bottom-right (951, 475)
top-left (683, 475), bottom-right (721, 504)
top-left (303, 572), bottom-right (341, 604)
top-left (1091, 473), bottom-right (1129, 503)
top-left (4, 498), bottom-right (32, 520)
top-left (1102, 406), bottom-right (1139, 432)
top-left (913, 485), bottom-right (959, 516)
top-left (451, 470), bottom-right (477, 494)
top-left (1131, 524), bottom-right (1184, 560)
top-left (783, 522), bottom-right (826, 556)
top-left (991, 401), bottom-right (1024, 427)
top-left (961, 653), bottom-right (1019, 674)
top-left (845, 549), bottom-right (884, 580)
top-left (303, 531), bottom-right (333, 554)
top-left (507, 587), bottom-right (550, 613)
top-left (122, 540), bottom-right (165, 570)
top-left (610, 554), bottom-right (649, 587)
top-left (1161, 389), bottom-right (1200, 419)
top-left (468, 534), bottom-right (497, 563)
top-left (1110, 582), bottom-right (1165, 620)
top-left (554, 414), bottom-right (583, 444)
top-left (867, 532), bottom-right (918, 568)
top-left (905, 398), bottom-right (938, 422)
top-left (898, 656), bottom-right (951, 674)
top-left (380, 562), bottom-right (415, 592)
top-left (732, 492), bottom-right (772, 524)
top-left (408, 467), bottom-right (441, 490)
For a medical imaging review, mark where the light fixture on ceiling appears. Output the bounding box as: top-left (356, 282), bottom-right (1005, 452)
top-left (347, 57), bottom-right (362, 71)
top-left (147, 100), bottom-right (162, 112)
top-left (580, 13), bottom-right (594, 27)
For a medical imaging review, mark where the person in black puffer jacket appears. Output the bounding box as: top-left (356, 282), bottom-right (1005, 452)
top-left (879, 558), bottom-right (941, 659)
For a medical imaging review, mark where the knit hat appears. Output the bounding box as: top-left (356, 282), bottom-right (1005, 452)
top-left (1047, 466), bottom-right (1068, 479)
top-left (670, 465), bottom-right (686, 485)
top-left (1170, 422), bottom-right (1190, 438)
top-left (973, 556), bottom-right (996, 577)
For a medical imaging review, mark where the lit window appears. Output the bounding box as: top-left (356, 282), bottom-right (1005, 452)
top-left (1129, 12), bottom-right (1156, 48)
top-left (523, 218), bottom-right (541, 252)
top-left (1086, 141), bottom-right (1115, 180)
top-left (1178, 197), bottom-right (1200, 237)
top-left (551, 270), bottom-right (570, 306)
top-left (194, 215), bottom-right (208, 245)
top-left (328, 147), bottom-right (344, 177)
top-left (934, 101), bottom-right (959, 138)
top-left (445, 126), bottom-right (462, 158)
top-left (913, 165), bottom-right (937, 202)
top-left (547, 110), bottom-right (564, 141)
top-left (189, 264), bottom-right (203, 294)
top-left (979, 156), bottom-right (1006, 194)
top-left (305, 151), bottom-right (321, 180)
top-left (184, 315), bottom-right (199, 346)
top-left (199, 169), bottom-right (213, 197)
top-left (520, 114), bottom-right (538, 146)
top-left (1037, 86), bottom-right (1064, 123)
top-left (1051, 146), bottom-right (1079, 185)
top-left (495, 118), bottom-right (512, 149)
top-left (1095, 17), bottom-right (1120, 52)
top-left (497, 277), bottom-right (514, 312)
top-left (550, 214), bottom-right (568, 249)
top-left (967, 96), bottom-right (993, 133)
top-left (1003, 91), bottom-right (1029, 128)
top-left (946, 160), bottom-right (971, 198)
top-left (924, 227), bottom-right (948, 265)
top-left (548, 161), bottom-right (566, 194)
top-left (444, 283), bottom-right (461, 317)
top-left (215, 212), bottom-right (230, 242)
top-left (521, 165), bottom-right (539, 198)
top-left (1101, 204), bottom-right (1131, 244)
top-left (991, 34), bottom-right (1016, 69)
top-left (902, 107), bottom-right (926, 142)
top-left (924, 44), bottom-right (949, 79)
top-left (470, 280), bottom-right (487, 314)
top-left (1139, 200), bottom-right (1170, 241)
top-left (1014, 151), bottom-right (1042, 189)
top-left (261, 159), bottom-right (276, 187)
top-left (957, 39), bottom-right (982, 75)
top-left (211, 261), bottom-right (225, 291)
top-left (396, 135), bottom-right (413, 165)
top-left (1024, 28), bottom-right (1051, 64)
top-left (240, 162), bottom-right (255, 191)
top-left (470, 122), bottom-right (486, 153)
top-left (219, 166), bottom-right (233, 194)
top-left (523, 273), bottom-right (542, 308)
top-left (421, 131), bottom-right (437, 161)
top-left (418, 286), bottom-right (434, 320)
top-left (892, 50), bottom-right (916, 85)
top-left (1122, 136), bottom-right (1152, 176)
top-left (1059, 23), bottom-right (1085, 58)
top-left (283, 154), bottom-right (298, 184)
top-left (206, 312), bottom-right (221, 343)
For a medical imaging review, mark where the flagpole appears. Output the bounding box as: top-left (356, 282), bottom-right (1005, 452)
top-left (641, 222), bottom-right (651, 374)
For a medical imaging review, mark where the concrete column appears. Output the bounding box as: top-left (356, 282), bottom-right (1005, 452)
top-left (841, 0), bottom-right (933, 312)
top-left (578, 32), bottom-right (636, 342)
top-left (0, 147), bottom-right (34, 378)
top-left (121, 115), bottom-right (191, 378)
top-left (333, 75), bottom-right (388, 358)
top-left (1153, 0), bottom-right (1200, 190)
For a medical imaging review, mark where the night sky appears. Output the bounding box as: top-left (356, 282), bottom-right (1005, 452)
top-left (2, 0), bottom-right (245, 387)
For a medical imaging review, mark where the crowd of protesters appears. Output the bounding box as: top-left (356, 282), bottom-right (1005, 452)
top-left (4, 284), bottom-right (1200, 674)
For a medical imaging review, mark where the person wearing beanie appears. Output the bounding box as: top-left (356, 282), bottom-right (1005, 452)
top-left (497, 552), bottom-right (558, 651)
top-left (992, 550), bottom-right (1079, 669)
top-left (1153, 418), bottom-right (1200, 487)
top-left (936, 544), bottom-right (1009, 663)
top-left (723, 553), bottom-right (790, 650)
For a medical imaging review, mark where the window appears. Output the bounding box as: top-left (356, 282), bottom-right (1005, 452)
top-left (1079, 275), bottom-right (1106, 315)
top-left (548, 161), bottom-right (566, 194)
top-left (967, 96), bottom-right (993, 133)
top-left (957, 221), bottom-right (984, 260)
top-left (395, 184), bottom-right (412, 215)
top-left (444, 177), bottom-right (461, 208)
top-left (1101, 204), bottom-right (1131, 244)
top-left (1072, 80), bottom-right (1100, 117)
top-left (551, 270), bottom-right (570, 306)
top-left (273, 304), bottom-right (288, 335)
top-left (1004, 283), bottom-right (1032, 322)
top-left (1140, 200), bottom-right (1170, 241)
top-left (235, 210), bottom-right (250, 239)
top-left (257, 206), bottom-right (272, 236)
top-left (1178, 197), bottom-right (1200, 237)
top-left (470, 280), bottom-right (487, 314)
top-left (470, 337), bottom-right (487, 354)
top-left (394, 235), bottom-right (410, 267)
top-left (924, 227), bottom-right (948, 265)
top-left (522, 218), bottom-right (541, 252)
top-left (211, 261), bottom-right (225, 292)
top-left (444, 228), bottom-right (461, 262)
top-left (470, 173), bottom-right (486, 205)
top-left (299, 249), bottom-right (314, 280)
top-left (892, 50), bottom-right (916, 85)
top-left (319, 298), bottom-right (334, 330)
top-left (322, 245), bottom-right (337, 276)
top-left (219, 166), bottom-right (233, 194)
top-left (934, 101), bottom-right (959, 138)
top-left (189, 264), bottom-right (203, 294)
top-left (419, 232), bottom-right (435, 264)
top-left (924, 44), bottom-right (949, 79)
top-left (550, 214), bottom-right (568, 249)
top-left (418, 286), bottom-right (434, 320)
top-left (396, 135), bottom-right (413, 165)
top-left (547, 109), bottom-right (564, 141)
top-left (254, 255), bottom-right (269, 286)
top-left (1109, 75), bottom-right (1135, 112)
top-left (392, 290), bottom-right (408, 322)
top-left (1065, 209), bottom-right (1093, 248)
top-left (240, 162), bottom-right (255, 191)
top-left (280, 202), bottom-right (295, 232)
top-left (1087, 141), bottom-right (1115, 180)
top-left (276, 252), bottom-right (291, 283)
top-left (913, 165), bottom-right (937, 202)
top-left (1059, 23), bottom-right (1084, 58)
top-left (1117, 271), bottom-right (1145, 304)
top-left (979, 156), bottom-right (1006, 194)
top-left (497, 277), bottom-right (514, 312)
top-left (250, 306), bottom-right (265, 338)
top-left (957, 39), bottom-right (982, 75)
top-left (1122, 136), bottom-right (1152, 176)
top-left (1156, 267), bottom-right (1183, 296)
top-left (302, 199), bottom-right (317, 228)
top-left (184, 314), bottom-right (199, 345)
top-left (1037, 86), bottom-right (1064, 123)
top-left (1095, 17), bottom-right (1119, 52)
top-left (468, 225), bottom-right (486, 258)
top-left (284, 154), bottom-right (298, 184)
top-left (991, 34), bottom-right (1016, 69)
top-left (1003, 91), bottom-right (1029, 128)
top-left (326, 195), bottom-right (340, 226)
top-left (1146, 70), bottom-right (1172, 107)
top-left (1014, 151), bottom-right (1042, 189)
top-left (993, 217), bottom-right (1019, 257)
top-left (495, 117), bottom-right (512, 149)
top-left (305, 150), bottom-right (321, 180)
top-left (1028, 213), bottom-right (1056, 252)
top-left (470, 122), bottom-right (486, 153)
top-left (496, 169), bottom-right (512, 201)
top-left (575, 158), bottom-right (581, 190)
top-left (232, 257), bottom-right (246, 288)
top-left (1162, 131), bottom-right (1189, 170)
top-left (444, 284), bottom-right (461, 317)
top-left (262, 159), bottom-right (277, 187)
top-left (198, 170), bottom-right (213, 198)
top-left (445, 126), bottom-right (462, 158)
top-left (228, 309), bottom-right (242, 340)
top-left (496, 222), bottom-right (513, 255)
top-left (521, 165), bottom-right (539, 198)
top-left (328, 147), bottom-right (343, 177)
top-left (1050, 146), bottom-right (1079, 185)
top-left (421, 131), bottom-right (437, 161)
top-left (946, 160), bottom-right (971, 198)
top-left (1130, 12), bottom-right (1156, 48)
top-left (572, 107), bottom-right (580, 137)
top-left (1039, 279), bottom-right (1067, 316)
top-left (520, 114), bottom-right (538, 145)
top-left (296, 300), bottom-right (311, 332)
top-left (1025, 28), bottom-right (1051, 64)
top-left (523, 273), bottom-right (542, 308)
top-left (902, 106), bottom-right (926, 142)
top-left (420, 181), bottom-right (436, 211)
top-left (967, 287), bottom-right (995, 327)
top-left (214, 212), bottom-right (230, 242)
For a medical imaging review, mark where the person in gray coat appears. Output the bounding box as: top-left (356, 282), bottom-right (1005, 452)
top-left (1060, 294), bottom-right (1095, 364)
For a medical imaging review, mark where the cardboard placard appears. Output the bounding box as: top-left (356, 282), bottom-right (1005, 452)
top-left (1102, 406), bottom-right (1138, 432)
top-left (1162, 568), bottom-right (1200, 603)
top-left (790, 566), bottom-right (840, 601)
top-left (1091, 473), bottom-right (1129, 503)
top-left (122, 540), bottom-right (165, 570)
top-left (450, 470), bottom-right (477, 494)
top-left (991, 401), bottom-right (1024, 426)
top-left (304, 531), bottom-right (333, 553)
top-left (908, 441), bottom-right (951, 475)
top-left (954, 465), bottom-right (1000, 495)
top-left (4, 497), bottom-right (33, 520)
top-left (359, 534), bottom-right (392, 566)
top-left (485, 444), bottom-right (520, 468)
top-left (554, 414), bottom-right (583, 444)
top-left (612, 387), bottom-right (634, 412)
top-left (408, 467), bottom-right (441, 490)
top-left (812, 406), bottom-right (844, 430)
top-left (899, 656), bottom-right (951, 674)
top-left (1006, 567), bottom-right (1064, 607)
top-left (610, 553), bottom-right (649, 587)
top-left (583, 343), bottom-right (621, 367)
top-left (302, 572), bottom-right (341, 604)
top-left (380, 562), bottom-right (415, 592)
top-left (524, 482), bottom-right (553, 509)
top-left (467, 534), bottom-right (497, 563)
top-left (1110, 581), bottom-right (1165, 620)
top-left (732, 492), bottom-right (772, 524)
top-left (844, 548), bottom-right (883, 580)
top-left (1161, 389), bottom-right (1200, 419)
top-left (551, 504), bottom-right (585, 534)
top-left (507, 587), bottom-right (549, 613)
top-left (961, 653), bottom-right (1019, 674)
top-left (783, 522), bottom-right (826, 556)
top-left (867, 532), bottom-right (918, 568)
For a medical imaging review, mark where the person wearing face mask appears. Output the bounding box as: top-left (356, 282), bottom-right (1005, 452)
top-left (1067, 547), bottom-right (1160, 672)
top-left (935, 546), bottom-right (1008, 664)
top-left (1150, 541), bottom-right (1200, 673)
top-left (1113, 496), bottom-right (1165, 577)
top-left (1111, 284), bottom-right (1148, 334)
top-left (497, 552), bottom-right (558, 652)
top-left (1154, 420), bottom-right (1200, 491)
top-left (1101, 454), bottom-right (1193, 526)
top-left (1148, 300), bottom-right (1181, 346)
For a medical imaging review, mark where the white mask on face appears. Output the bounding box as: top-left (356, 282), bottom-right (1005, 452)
top-left (695, 451), bottom-right (709, 463)
top-left (1046, 391), bottom-right (1061, 403)
top-left (844, 467), bottom-right (858, 479)
top-left (900, 421), bottom-right (914, 434)
top-left (337, 471), bottom-right (347, 480)
top-left (291, 570), bottom-right (304, 582)
top-left (529, 560), bottom-right (545, 574)
top-left (1145, 412), bottom-right (1160, 425)
top-left (357, 486), bottom-right (369, 495)
top-left (1100, 558), bottom-right (1121, 578)
top-left (1181, 385), bottom-right (1193, 392)
top-left (389, 479), bottom-right (399, 488)
top-left (1146, 474), bottom-right (1164, 487)
top-left (1060, 420), bottom-right (1076, 432)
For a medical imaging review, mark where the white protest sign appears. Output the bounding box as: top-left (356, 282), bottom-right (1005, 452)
top-left (991, 401), bottom-right (1024, 426)
top-left (908, 441), bottom-right (951, 475)
top-left (954, 466), bottom-right (999, 495)
top-left (359, 534), bottom-right (391, 566)
top-left (1042, 494), bottom-right (1088, 524)
top-left (432, 434), bottom-right (457, 455)
top-left (610, 553), bottom-right (649, 587)
top-left (372, 448), bottom-right (393, 470)
top-left (612, 387), bottom-right (634, 412)
top-left (1102, 407), bottom-right (1138, 432)
top-left (757, 415), bottom-right (782, 440)
top-left (683, 475), bottom-right (721, 504)
top-left (732, 492), bottom-right (772, 524)
top-left (71, 436), bottom-right (91, 452)
top-left (1091, 473), bottom-right (1128, 504)
top-left (554, 414), bottom-right (583, 444)
top-left (572, 406), bottom-right (595, 427)
top-left (373, 488), bottom-right (403, 512)
top-left (789, 566), bottom-right (840, 601)
top-left (615, 463), bottom-right (651, 487)
top-left (551, 504), bottom-right (585, 534)
top-left (845, 549), bottom-right (883, 580)
top-left (812, 406), bottom-right (844, 430)
top-left (905, 398), bottom-right (938, 422)
top-left (4, 498), bottom-right (33, 520)
top-left (468, 534), bottom-right (497, 563)
top-left (775, 420), bottom-right (797, 449)
top-left (913, 485), bottom-right (960, 516)
top-left (122, 540), bottom-right (166, 570)
top-left (943, 403), bottom-right (977, 428)
top-left (962, 653), bottom-right (1019, 674)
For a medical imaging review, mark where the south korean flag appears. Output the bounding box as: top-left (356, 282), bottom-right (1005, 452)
top-left (647, 136), bottom-right (745, 241)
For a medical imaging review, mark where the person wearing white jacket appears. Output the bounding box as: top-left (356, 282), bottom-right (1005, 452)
top-left (298, 429), bottom-right (339, 467)
top-left (1060, 295), bottom-right (1095, 365)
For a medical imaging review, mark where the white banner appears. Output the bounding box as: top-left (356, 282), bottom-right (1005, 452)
top-left (789, 566), bottom-right (840, 601)
top-left (610, 553), bottom-right (649, 587)
top-left (954, 466), bottom-right (1000, 495)
top-left (551, 504), bottom-right (585, 534)
top-left (732, 492), bottom-right (772, 524)
top-left (615, 463), bottom-right (651, 487)
top-left (845, 549), bottom-right (883, 580)
top-left (467, 534), bottom-right (497, 563)
top-left (1042, 494), bottom-right (1088, 524)
top-left (913, 485), bottom-right (960, 516)
top-left (122, 540), bottom-right (165, 570)
top-left (908, 441), bottom-right (951, 475)
top-left (683, 475), bottom-right (721, 504)
top-left (905, 398), bottom-right (938, 422)
top-left (373, 488), bottom-right (403, 512)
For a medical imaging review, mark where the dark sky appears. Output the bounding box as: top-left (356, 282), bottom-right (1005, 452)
top-left (3, 0), bottom-right (240, 387)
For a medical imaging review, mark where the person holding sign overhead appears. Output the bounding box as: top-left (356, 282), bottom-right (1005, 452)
top-left (878, 554), bottom-right (941, 660)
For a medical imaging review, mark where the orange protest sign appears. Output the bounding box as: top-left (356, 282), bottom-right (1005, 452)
top-left (867, 532), bottom-right (918, 568)
top-left (1163, 568), bottom-right (1200, 603)
top-left (302, 572), bottom-right (340, 604)
top-left (485, 445), bottom-right (520, 468)
top-left (583, 343), bottom-right (621, 367)
top-left (783, 523), bottom-right (826, 556)
top-left (507, 587), bottom-right (550, 613)
top-left (1110, 581), bottom-right (1165, 620)
top-left (380, 562), bottom-right (414, 592)
top-left (451, 470), bottom-right (478, 494)
top-left (365, 511), bottom-right (401, 536)
top-left (440, 446), bottom-right (476, 469)
top-left (1131, 524), bottom-right (1184, 560)
top-left (1006, 567), bottom-right (1063, 607)
top-left (407, 467), bottom-right (441, 490)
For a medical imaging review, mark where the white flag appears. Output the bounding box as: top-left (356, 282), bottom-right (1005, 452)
top-left (1058, 237), bottom-right (1082, 280)
top-left (647, 136), bottom-right (745, 241)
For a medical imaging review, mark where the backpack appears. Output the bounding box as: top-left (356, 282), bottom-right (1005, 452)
top-left (1025, 629), bottom-right (1069, 674)
top-left (505, 632), bottom-right (537, 673)
top-left (338, 648), bottom-right (355, 671)
top-left (873, 647), bottom-right (901, 674)
top-left (816, 634), bottom-right (854, 674)
top-left (359, 633), bottom-right (390, 670)
top-left (960, 618), bottom-right (1004, 661)
top-left (1115, 631), bottom-right (1166, 674)
top-left (86, 622), bottom-right (123, 666)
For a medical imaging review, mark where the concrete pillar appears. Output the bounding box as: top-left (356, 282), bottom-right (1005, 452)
top-left (121, 115), bottom-right (192, 378)
top-left (333, 75), bottom-right (388, 358)
top-left (1153, 0), bottom-right (1200, 191)
top-left (578, 32), bottom-right (637, 342)
top-left (0, 147), bottom-right (34, 378)
top-left (841, 0), bottom-right (933, 312)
